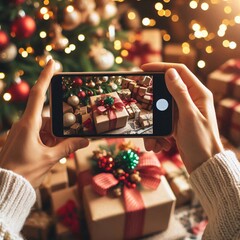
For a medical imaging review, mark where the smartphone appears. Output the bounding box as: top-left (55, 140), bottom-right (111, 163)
top-left (50, 72), bottom-right (173, 137)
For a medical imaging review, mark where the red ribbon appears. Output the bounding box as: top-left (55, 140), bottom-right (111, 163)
top-left (57, 200), bottom-right (80, 235)
top-left (122, 98), bottom-right (137, 106)
top-left (83, 118), bottom-right (93, 132)
top-left (92, 152), bottom-right (162, 239)
top-left (125, 40), bottom-right (161, 66)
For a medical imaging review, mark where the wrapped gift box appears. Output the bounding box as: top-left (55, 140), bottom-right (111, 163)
top-left (161, 160), bottom-right (192, 207)
top-left (90, 92), bottom-right (129, 134)
top-left (207, 59), bottom-right (240, 103)
top-left (126, 29), bottom-right (162, 66)
top-left (121, 78), bottom-right (133, 89)
top-left (117, 89), bottom-right (131, 100)
top-left (216, 98), bottom-right (240, 146)
top-left (83, 176), bottom-right (176, 240)
top-left (139, 113), bottom-right (153, 128)
top-left (126, 103), bottom-right (141, 120)
top-left (51, 186), bottom-right (80, 239)
top-left (163, 43), bottom-right (197, 72)
top-left (21, 211), bottom-right (53, 240)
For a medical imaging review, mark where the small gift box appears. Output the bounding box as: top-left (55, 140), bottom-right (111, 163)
top-left (70, 123), bottom-right (82, 134)
top-left (22, 211), bottom-right (53, 240)
top-left (81, 142), bottom-right (175, 240)
top-left (141, 102), bottom-right (152, 111)
top-left (63, 102), bottom-right (73, 114)
top-left (74, 106), bottom-right (87, 122)
top-left (81, 112), bottom-right (94, 133)
top-left (157, 152), bottom-right (193, 207)
top-left (121, 78), bottom-right (133, 89)
top-left (129, 81), bottom-right (137, 91)
top-left (51, 186), bottom-right (81, 239)
top-left (133, 85), bottom-right (147, 99)
top-left (125, 105), bottom-right (135, 119)
top-left (137, 75), bottom-right (153, 87)
top-left (117, 89), bottom-right (131, 100)
top-left (139, 113), bottom-right (153, 128)
top-left (207, 59), bottom-right (240, 103)
top-left (90, 92), bottom-right (129, 134)
top-left (216, 98), bottom-right (240, 146)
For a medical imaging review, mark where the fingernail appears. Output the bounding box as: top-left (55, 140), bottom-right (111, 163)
top-left (167, 68), bottom-right (179, 81)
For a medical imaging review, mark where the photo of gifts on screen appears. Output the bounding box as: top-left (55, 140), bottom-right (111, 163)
top-left (62, 75), bottom-right (153, 135)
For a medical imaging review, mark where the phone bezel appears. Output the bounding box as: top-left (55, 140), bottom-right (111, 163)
top-left (50, 71), bottom-right (174, 137)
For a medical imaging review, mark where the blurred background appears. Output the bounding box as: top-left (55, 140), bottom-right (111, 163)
top-left (0, 0), bottom-right (239, 132)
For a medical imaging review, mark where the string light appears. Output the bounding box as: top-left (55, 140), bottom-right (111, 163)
top-left (0, 73), bottom-right (5, 79)
top-left (115, 56), bottom-right (123, 64)
top-left (78, 34), bottom-right (85, 41)
top-left (39, 31), bottom-right (47, 38)
top-left (3, 93), bottom-right (11, 101)
top-left (197, 60), bottom-right (206, 68)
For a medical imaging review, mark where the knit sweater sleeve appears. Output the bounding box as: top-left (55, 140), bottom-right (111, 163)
top-left (189, 150), bottom-right (240, 240)
top-left (0, 168), bottom-right (36, 240)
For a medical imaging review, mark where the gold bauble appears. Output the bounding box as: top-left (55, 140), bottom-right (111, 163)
top-left (67, 95), bottom-right (80, 107)
top-left (0, 43), bottom-right (17, 63)
top-left (87, 11), bottom-right (100, 26)
top-left (75, 0), bottom-right (95, 12)
top-left (63, 112), bottom-right (76, 127)
top-left (88, 80), bottom-right (96, 88)
top-left (62, 6), bottom-right (82, 31)
top-left (93, 48), bottom-right (114, 70)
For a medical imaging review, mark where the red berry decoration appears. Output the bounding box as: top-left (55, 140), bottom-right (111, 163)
top-left (11, 15), bottom-right (36, 39)
top-left (73, 77), bottom-right (83, 87)
top-left (0, 30), bottom-right (9, 50)
top-left (7, 79), bottom-right (30, 102)
top-left (77, 90), bottom-right (86, 99)
top-left (98, 155), bottom-right (115, 172)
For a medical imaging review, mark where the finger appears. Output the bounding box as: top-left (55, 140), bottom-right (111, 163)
top-left (50, 138), bottom-right (89, 161)
top-left (141, 62), bottom-right (206, 93)
top-left (144, 138), bottom-right (157, 151)
top-left (23, 59), bottom-right (55, 120)
top-left (165, 68), bottom-right (197, 112)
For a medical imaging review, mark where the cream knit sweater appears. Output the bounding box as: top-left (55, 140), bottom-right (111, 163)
top-left (0, 150), bottom-right (239, 240)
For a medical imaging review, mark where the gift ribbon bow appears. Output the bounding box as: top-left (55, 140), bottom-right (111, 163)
top-left (123, 98), bottom-right (137, 106)
top-left (57, 199), bottom-right (80, 235)
top-left (92, 152), bottom-right (162, 239)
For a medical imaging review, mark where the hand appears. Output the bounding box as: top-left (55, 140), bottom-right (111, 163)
top-left (142, 62), bottom-right (224, 173)
top-left (0, 60), bottom-right (89, 188)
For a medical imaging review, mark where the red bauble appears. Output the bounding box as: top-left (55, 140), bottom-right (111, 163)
top-left (10, 0), bottom-right (25, 4)
top-left (98, 155), bottom-right (115, 172)
top-left (73, 77), bottom-right (83, 86)
top-left (87, 90), bottom-right (93, 96)
top-left (78, 90), bottom-right (86, 99)
top-left (7, 80), bottom-right (30, 102)
top-left (0, 31), bottom-right (9, 50)
top-left (11, 15), bottom-right (36, 39)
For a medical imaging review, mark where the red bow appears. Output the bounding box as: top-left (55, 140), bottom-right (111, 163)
top-left (57, 200), bottom-right (80, 235)
top-left (92, 152), bottom-right (162, 239)
top-left (83, 118), bottom-right (93, 131)
top-left (122, 98), bottom-right (137, 106)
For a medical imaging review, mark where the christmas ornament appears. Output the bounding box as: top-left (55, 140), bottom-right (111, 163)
top-left (0, 30), bottom-right (9, 50)
top-left (93, 48), bottom-right (114, 70)
top-left (87, 90), bottom-right (93, 96)
top-left (130, 171), bottom-right (141, 183)
top-left (101, 76), bottom-right (108, 82)
top-left (11, 15), bottom-right (36, 39)
top-left (103, 96), bottom-right (114, 106)
top-left (7, 78), bottom-right (30, 102)
top-left (97, 86), bottom-right (103, 94)
top-left (50, 23), bottom-right (69, 51)
top-left (97, 155), bottom-right (115, 172)
top-left (110, 82), bottom-right (118, 91)
top-left (62, 6), bottom-right (82, 31)
top-left (95, 78), bottom-right (102, 85)
top-left (0, 43), bottom-right (17, 62)
top-left (88, 80), bottom-right (96, 88)
top-left (75, 0), bottom-right (96, 12)
top-left (78, 90), bottom-right (86, 99)
top-left (10, 0), bottom-right (25, 4)
top-left (115, 149), bottom-right (139, 171)
top-left (87, 11), bottom-right (100, 26)
top-left (63, 112), bottom-right (76, 127)
top-left (67, 95), bottom-right (79, 107)
top-left (73, 77), bottom-right (83, 87)
top-left (100, 3), bottom-right (117, 19)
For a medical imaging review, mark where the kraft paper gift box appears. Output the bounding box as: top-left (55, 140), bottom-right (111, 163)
top-left (161, 161), bottom-right (192, 207)
top-left (90, 92), bottom-right (129, 134)
top-left (133, 85), bottom-right (147, 100)
top-left (126, 29), bottom-right (162, 66)
top-left (217, 98), bottom-right (240, 146)
top-left (139, 113), bottom-right (153, 128)
top-left (117, 88), bottom-right (131, 100)
top-left (51, 186), bottom-right (81, 239)
top-left (121, 78), bottom-right (133, 89)
top-left (207, 59), bottom-right (240, 103)
top-left (21, 211), bottom-right (53, 240)
top-left (83, 176), bottom-right (176, 240)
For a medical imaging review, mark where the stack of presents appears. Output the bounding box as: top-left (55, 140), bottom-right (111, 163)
top-left (18, 138), bottom-right (194, 240)
top-left (207, 59), bottom-right (240, 147)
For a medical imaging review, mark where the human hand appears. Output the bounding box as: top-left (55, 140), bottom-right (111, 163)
top-left (0, 60), bottom-right (89, 188)
top-left (142, 62), bottom-right (224, 173)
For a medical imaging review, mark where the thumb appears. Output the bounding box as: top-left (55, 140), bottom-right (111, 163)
top-left (165, 68), bottom-right (194, 111)
top-left (51, 138), bottom-right (89, 161)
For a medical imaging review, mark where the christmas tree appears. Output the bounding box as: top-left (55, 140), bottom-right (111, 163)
top-left (0, 0), bottom-right (135, 131)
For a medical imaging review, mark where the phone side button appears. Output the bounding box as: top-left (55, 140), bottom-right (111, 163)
top-left (156, 98), bottom-right (169, 111)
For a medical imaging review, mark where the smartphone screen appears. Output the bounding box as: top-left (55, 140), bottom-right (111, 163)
top-left (50, 72), bottom-right (173, 137)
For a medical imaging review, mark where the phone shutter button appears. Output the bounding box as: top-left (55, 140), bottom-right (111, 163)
top-left (156, 99), bottom-right (169, 111)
